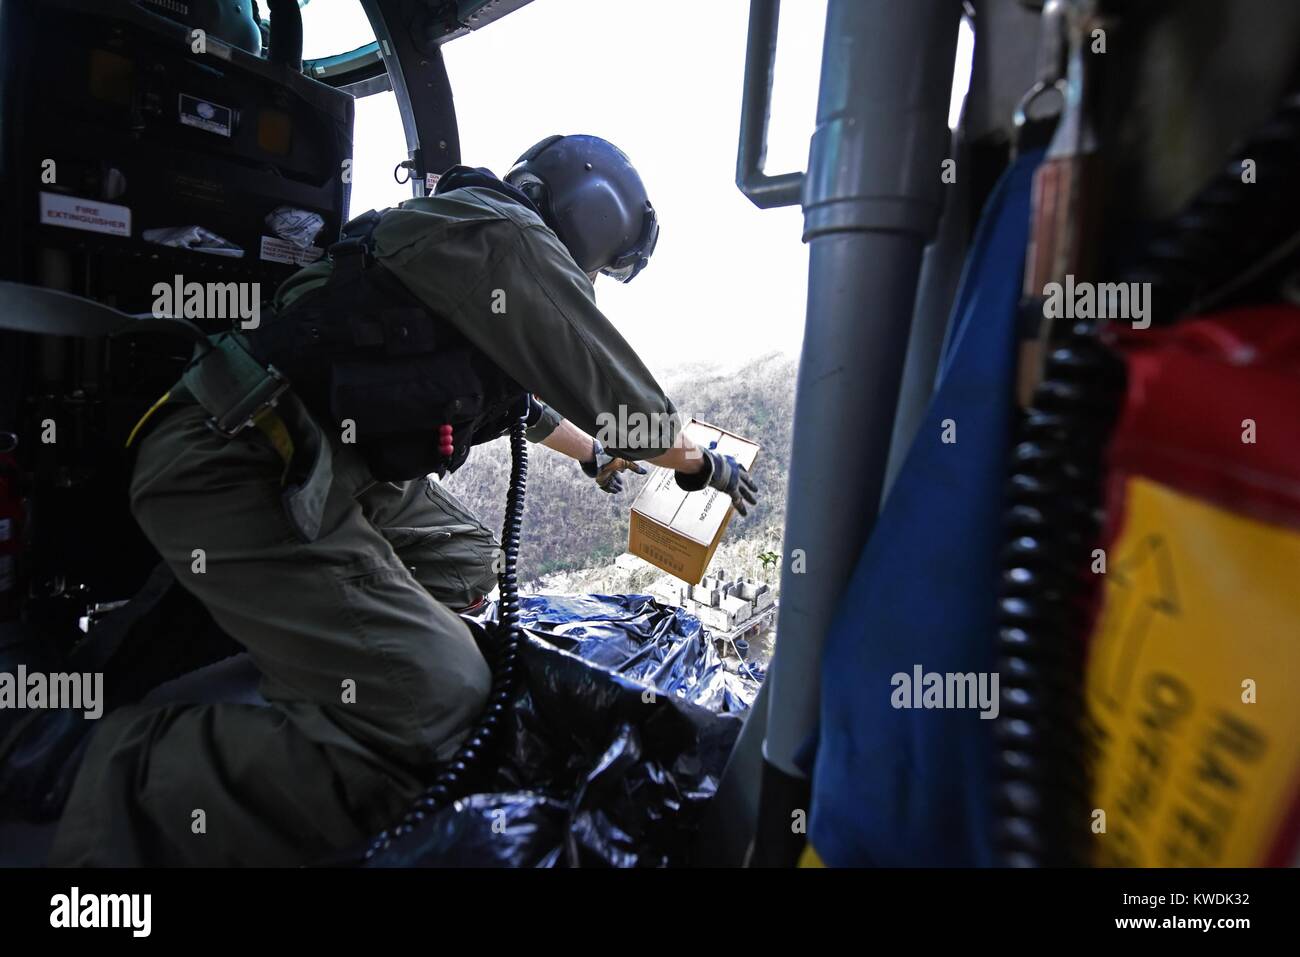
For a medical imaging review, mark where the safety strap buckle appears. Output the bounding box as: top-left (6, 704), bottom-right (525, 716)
top-left (326, 210), bottom-right (384, 282)
top-left (178, 333), bottom-right (295, 441)
top-left (326, 237), bottom-right (372, 280)
top-left (205, 363), bottom-right (291, 439)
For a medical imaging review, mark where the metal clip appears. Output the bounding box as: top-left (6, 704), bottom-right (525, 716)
top-left (206, 364), bottom-right (291, 439)
top-left (1014, 0), bottom-right (1070, 152)
top-left (1017, 0), bottom-right (1104, 407)
top-left (182, 331), bottom-right (296, 441)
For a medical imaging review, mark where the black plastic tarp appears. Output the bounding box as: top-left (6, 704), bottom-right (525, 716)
top-left (367, 593), bottom-right (762, 867)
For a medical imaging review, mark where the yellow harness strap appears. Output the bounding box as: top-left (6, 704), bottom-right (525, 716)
top-left (125, 390), bottom-right (172, 449)
top-left (126, 390), bottom-right (295, 481)
top-left (253, 409), bottom-right (296, 481)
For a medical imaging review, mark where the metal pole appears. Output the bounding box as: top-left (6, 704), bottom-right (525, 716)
top-left (882, 126), bottom-right (971, 501)
top-left (751, 0), bottom-right (962, 865)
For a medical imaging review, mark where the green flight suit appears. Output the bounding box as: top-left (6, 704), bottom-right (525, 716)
top-left (49, 186), bottom-right (677, 866)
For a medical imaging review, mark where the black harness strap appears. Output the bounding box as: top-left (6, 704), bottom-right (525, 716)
top-left (247, 207), bottom-right (528, 482)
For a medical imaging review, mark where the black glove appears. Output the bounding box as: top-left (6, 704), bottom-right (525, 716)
top-left (581, 439), bottom-right (647, 494)
top-left (674, 447), bottom-right (759, 516)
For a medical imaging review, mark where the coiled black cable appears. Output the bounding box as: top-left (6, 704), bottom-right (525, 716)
top-left (994, 83), bottom-right (1300, 867)
top-left (994, 325), bottom-right (1123, 868)
top-left (1122, 89), bottom-right (1300, 324)
top-left (364, 415), bottom-right (528, 860)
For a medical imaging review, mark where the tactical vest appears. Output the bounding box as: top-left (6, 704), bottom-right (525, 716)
top-left (247, 209), bottom-right (528, 482)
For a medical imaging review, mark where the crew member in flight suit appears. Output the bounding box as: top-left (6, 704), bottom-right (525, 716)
top-left (0, 135), bottom-right (757, 865)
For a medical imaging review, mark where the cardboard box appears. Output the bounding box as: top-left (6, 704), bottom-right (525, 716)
top-left (627, 419), bottom-right (760, 584)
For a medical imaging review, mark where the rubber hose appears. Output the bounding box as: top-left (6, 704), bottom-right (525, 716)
top-left (364, 415), bottom-right (528, 860)
top-left (266, 0), bottom-right (304, 72)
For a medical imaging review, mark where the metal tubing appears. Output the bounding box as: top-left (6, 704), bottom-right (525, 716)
top-left (737, 0), bottom-right (805, 209)
top-left (882, 128), bottom-right (971, 501)
top-left (760, 0), bottom-right (963, 789)
top-left (368, 0), bottom-right (462, 187)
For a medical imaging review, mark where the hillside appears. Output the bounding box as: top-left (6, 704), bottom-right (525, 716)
top-left (442, 352), bottom-right (797, 587)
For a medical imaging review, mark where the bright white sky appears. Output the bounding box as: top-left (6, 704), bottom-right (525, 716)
top-left (300, 0), bottom-right (971, 377)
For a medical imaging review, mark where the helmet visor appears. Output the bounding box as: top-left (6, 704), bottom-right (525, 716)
top-left (601, 207), bottom-right (659, 283)
top-left (600, 260), bottom-right (639, 283)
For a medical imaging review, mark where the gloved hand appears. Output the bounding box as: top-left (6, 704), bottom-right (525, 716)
top-left (674, 447), bottom-right (759, 516)
top-left (581, 439), bottom-right (647, 494)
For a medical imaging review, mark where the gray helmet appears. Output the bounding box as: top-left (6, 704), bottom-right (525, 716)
top-left (505, 135), bottom-right (659, 282)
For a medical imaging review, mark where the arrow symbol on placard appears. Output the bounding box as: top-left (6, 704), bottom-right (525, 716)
top-left (1100, 533), bottom-right (1181, 712)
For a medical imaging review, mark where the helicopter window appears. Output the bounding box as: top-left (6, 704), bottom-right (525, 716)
top-left (273, 0), bottom-right (379, 63)
top-left (350, 91), bottom-right (419, 219)
top-left (249, 2), bottom-right (408, 220)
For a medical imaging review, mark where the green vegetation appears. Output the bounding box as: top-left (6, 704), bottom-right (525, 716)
top-left (443, 353), bottom-right (796, 585)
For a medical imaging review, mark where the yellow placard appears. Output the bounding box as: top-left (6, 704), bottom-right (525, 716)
top-left (798, 844), bottom-right (826, 868)
top-left (1086, 476), bottom-right (1300, 866)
